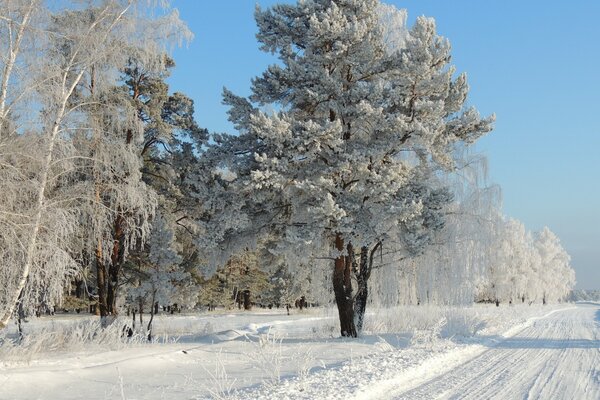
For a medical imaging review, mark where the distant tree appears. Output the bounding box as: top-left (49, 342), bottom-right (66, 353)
top-left (534, 227), bottom-right (575, 303)
top-left (485, 218), bottom-right (538, 304)
top-left (473, 219), bottom-right (576, 305)
top-left (266, 265), bottom-right (303, 311)
top-left (373, 156), bottom-right (504, 308)
top-left (203, 251), bottom-right (271, 310)
top-left (568, 289), bottom-right (600, 302)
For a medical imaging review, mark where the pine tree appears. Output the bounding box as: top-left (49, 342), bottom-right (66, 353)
top-left (98, 52), bottom-right (205, 322)
top-left (196, 1), bottom-right (494, 337)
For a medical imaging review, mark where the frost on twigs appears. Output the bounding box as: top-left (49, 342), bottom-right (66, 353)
top-left (246, 328), bottom-right (285, 388)
top-left (0, 0), bottom-right (194, 328)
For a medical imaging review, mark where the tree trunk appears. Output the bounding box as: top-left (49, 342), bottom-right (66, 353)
top-left (355, 242), bottom-right (382, 334)
top-left (147, 290), bottom-right (156, 341)
top-left (107, 216), bottom-right (125, 315)
top-left (243, 290), bottom-right (251, 310)
top-left (0, 67), bottom-right (85, 328)
top-left (16, 289), bottom-right (26, 342)
top-left (95, 239), bottom-right (110, 327)
top-left (332, 234), bottom-right (357, 338)
top-left (138, 298), bottom-right (143, 325)
top-left (354, 246), bottom-right (369, 333)
top-left (0, 2), bottom-right (34, 139)
top-left (95, 178), bottom-right (111, 326)
top-left (75, 279), bottom-right (83, 313)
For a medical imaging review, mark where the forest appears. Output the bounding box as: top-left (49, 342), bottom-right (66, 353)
top-left (0, 0), bottom-right (576, 342)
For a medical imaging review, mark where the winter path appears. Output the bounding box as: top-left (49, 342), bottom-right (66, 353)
top-left (379, 303), bottom-right (600, 400)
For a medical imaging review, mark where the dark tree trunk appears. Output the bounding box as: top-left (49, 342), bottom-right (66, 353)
top-left (16, 289), bottom-right (25, 342)
top-left (147, 291), bottom-right (156, 341)
top-left (298, 296), bottom-right (306, 310)
top-left (74, 279), bottom-right (83, 313)
top-left (138, 298), bottom-right (143, 325)
top-left (332, 234), bottom-right (357, 338)
top-left (107, 216), bottom-right (125, 315)
top-left (75, 279), bottom-right (83, 298)
top-left (354, 246), bottom-right (369, 333)
top-left (243, 290), bottom-right (251, 310)
top-left (96, 240), bottom-right (109, 326)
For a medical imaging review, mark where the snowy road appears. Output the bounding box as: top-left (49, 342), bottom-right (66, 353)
top-left (389, 304), bottom-right (600, 400)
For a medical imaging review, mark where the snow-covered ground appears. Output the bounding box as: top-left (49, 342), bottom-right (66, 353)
top-left (0, 303), bottom-right (597, 399)
top-left (385, 303), bottom-right (600, 399)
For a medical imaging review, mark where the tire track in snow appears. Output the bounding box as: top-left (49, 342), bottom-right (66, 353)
top-left (389, 304), bottom-right (600, 400)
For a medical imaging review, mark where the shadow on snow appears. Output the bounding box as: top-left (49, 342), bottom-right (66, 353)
top-left (491, 337), bottom-right (600, 349)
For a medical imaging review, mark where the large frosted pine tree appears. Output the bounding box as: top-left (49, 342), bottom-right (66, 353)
top-left (200, 0), bottom-right (494, 337)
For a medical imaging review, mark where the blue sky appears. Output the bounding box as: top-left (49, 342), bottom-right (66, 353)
top-left (168, 0), bottom-right (599, 290)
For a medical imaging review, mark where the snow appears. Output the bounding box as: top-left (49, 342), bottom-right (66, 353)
top-left (385, 304), bottom-right (599, 399)
top-left (1, 303), bottom-right (597, 399)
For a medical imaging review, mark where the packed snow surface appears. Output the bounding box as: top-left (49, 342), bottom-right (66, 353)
top-left (374, 304), bottom-right (600, 400)
top-left (1, 303), bottom-right (598, 399)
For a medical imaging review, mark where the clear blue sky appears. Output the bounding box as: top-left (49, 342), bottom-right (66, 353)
top-left (168, 0), bottom-right (600, 290)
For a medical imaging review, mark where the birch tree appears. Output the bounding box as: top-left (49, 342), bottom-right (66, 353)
top-left (533, 227), bottom-right (575, 303)
top-left (0, 0), bottom-right (191, 330)
top-left (0, 0), bottom-right (39, 138)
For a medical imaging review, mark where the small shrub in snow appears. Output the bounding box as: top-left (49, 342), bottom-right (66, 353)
top-left (246, 328), bottom-right (285, 387)
top-left (291, 345), bottom-right (315, 384)
top-left (198, 354), bottom-right (237, 400)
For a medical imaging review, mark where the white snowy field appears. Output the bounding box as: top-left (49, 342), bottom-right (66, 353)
top-left (0, 303), bottom-right (597, 399)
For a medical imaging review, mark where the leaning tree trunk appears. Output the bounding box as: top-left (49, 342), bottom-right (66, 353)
top-left (0, 1), bottom-right (34, 140)
top-left (147, 290), bottom-right (156, 341)
top-left (16, 289), bottom-right (26, 341)
top-left (332, 234), bottom-right (357, 337)
top-left (0, 67), bottom-right (86, 329)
